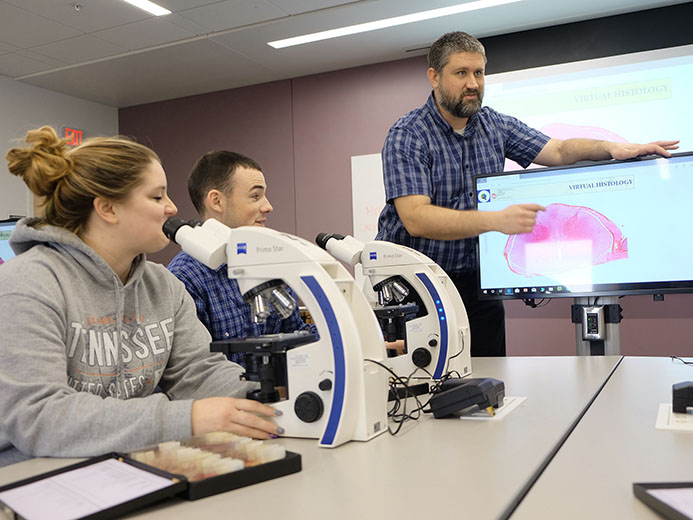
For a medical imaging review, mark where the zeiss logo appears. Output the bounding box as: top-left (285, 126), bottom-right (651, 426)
top-left (477, 189), bottom-right (491, 204)
top-left (369, 251), bottom-right (377, 260)
top-left (237, 243), bottom-right (247, 254)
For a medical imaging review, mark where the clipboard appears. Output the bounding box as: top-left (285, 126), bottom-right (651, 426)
top-left (633, 482), bottom-right (693, 520)
top-left (0, 453), bottom-right (186, 520)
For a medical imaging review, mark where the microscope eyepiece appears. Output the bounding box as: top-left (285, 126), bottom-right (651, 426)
top-left (315, 232), bottom-right (345, 250)
top-left (163, 217), bottom-right (202, 242)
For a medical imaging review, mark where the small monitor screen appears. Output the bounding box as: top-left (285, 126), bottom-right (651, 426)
top-left (0, 219), bottom-right (19, 266)
top-left (475, 152), bottom-right (693, 300)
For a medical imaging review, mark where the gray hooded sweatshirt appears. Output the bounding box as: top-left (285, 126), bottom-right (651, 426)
top-left (0, 219), bottom-right (254, 467)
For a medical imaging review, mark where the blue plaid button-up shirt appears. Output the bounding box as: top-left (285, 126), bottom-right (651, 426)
top-left (168, 250), bottom-right (315, 365)
top-left (376, 92), bottom-right (550, 273)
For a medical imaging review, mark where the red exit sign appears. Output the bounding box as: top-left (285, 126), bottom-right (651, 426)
top-left (64, 127), bottom-right (84, 146)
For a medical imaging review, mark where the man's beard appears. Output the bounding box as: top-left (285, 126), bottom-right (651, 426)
top-left (438, 85), bottom-right (483, 118)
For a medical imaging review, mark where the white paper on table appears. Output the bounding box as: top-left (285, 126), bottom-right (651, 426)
top-left (0, 458), bottom-right (175, 520)
top-left (458, 396), bottom-right (526, 421)
top-left (655, 403), bottom-right (693, 431)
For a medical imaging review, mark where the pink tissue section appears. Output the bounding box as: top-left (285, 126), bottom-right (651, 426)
top-left (504, 203), bottom-right (628, 276)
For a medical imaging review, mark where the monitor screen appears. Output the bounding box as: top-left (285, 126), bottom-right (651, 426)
top-left (0, 219), bottom-right (19, 266)
top-left (475, 152), bottom-right (693, 300)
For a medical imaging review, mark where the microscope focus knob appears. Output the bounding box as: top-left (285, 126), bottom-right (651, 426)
top-left (294, 392), bottom-right (324, 423)
top-left (318, 378), bottom-right (333, 391)
top-left (411, 348), bottom-right (432, 368)
top-left (428, 338), bottom-right (438, 347)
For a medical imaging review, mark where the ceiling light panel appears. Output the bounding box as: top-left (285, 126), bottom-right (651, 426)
top-left (268, 0), bottom-right (522, 48)
top-left (121, 0), bottom-right (172, 16)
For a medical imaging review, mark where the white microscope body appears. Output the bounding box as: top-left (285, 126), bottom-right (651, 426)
top-left (318, 234), bottom-right (472, 382)
top-left (165, 219), bottom-right (388, 448)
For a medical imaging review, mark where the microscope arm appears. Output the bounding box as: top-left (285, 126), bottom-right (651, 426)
top-left (316, 232), bottom-right (473, 382)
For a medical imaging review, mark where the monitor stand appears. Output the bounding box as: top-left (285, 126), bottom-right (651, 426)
top-left (572, 296), bottom-right (621, 356)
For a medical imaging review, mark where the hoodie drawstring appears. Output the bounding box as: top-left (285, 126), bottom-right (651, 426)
top-left (113, 275), bottom-right (126, 396)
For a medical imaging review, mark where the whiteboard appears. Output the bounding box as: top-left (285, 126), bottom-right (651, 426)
top-left (350, 153), bottom-right (385, 243)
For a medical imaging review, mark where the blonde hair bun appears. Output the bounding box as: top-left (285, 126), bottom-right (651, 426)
top-left (6, 126), bottom-right (73, 198)
top-left (5, 126), bottom-right (159, 235)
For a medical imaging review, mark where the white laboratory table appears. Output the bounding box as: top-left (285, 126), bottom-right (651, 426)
top-left (0, 356), bottom-right (621, 520)
top-left (511, 356), bottom-right (693, 520)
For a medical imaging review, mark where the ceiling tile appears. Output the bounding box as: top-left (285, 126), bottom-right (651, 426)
top-left (267, 0), bottom-right (360, 16)
top-left (16, 49), bottom-right (69, 67)
top-left (31, 35), bottom-right (127, 65)
top-left (164, 13), bottom-right (211, 36)
top-left (0, 52), bottom-right (59, 77)
top-left (0, 40), bottom-right (19, 53)
top-left (19, 39), bottom-right (277, 107)
top-left (177, 0), bottom-right (288, 33)
top-left (157, 0), bottom-right (221, 10)
top-left (93, 17), bottom-right (196, 50)
top-left (0, 2), bottom-right (81, 48)
top-left (1, 0), bottom-right (150, 32)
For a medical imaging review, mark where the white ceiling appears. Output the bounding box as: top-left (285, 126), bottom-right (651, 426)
top-left (0, 0), bottom-right (688, 108)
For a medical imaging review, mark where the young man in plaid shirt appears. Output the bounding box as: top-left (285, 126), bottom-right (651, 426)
top-left (168, 151), bottom-right (315, 366)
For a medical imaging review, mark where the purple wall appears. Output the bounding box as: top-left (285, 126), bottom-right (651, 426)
top-left (119, 54), bottom-right (693, 358)
top-left (291, 56), bottom-right (429, 241)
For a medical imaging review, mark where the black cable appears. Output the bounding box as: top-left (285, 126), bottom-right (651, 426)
top-left (445, 336), bottom-right (464, 374)
top-left (364, 358), bottom-right (460, 434)
top-left (391, 366), bottom-right (429, 431)
top-left (670, 356), bottom-right (693, 366)
top-left (364, 358), bottom-right (423, 434)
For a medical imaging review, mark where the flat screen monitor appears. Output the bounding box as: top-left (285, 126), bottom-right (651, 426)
top-left (0, 218), bottom-right (19, 266)
top-left (475, 152), bottom-right (693, 300)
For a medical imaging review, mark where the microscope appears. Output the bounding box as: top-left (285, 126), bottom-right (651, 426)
top-left (316, 233), bottom-right (472, 383)
top-left (163, 218), bottom-right (389, 448)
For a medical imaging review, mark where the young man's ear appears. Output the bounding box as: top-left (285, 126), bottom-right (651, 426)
top-left (205, 189), bottom-right (224, 214)
top-left (92, 197), bottom-right (118, 224)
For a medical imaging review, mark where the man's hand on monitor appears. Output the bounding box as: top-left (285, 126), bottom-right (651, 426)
top-left (608, 140), bottom-right (679, 160)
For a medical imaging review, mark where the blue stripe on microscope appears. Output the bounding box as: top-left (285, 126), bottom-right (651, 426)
top-left (301, 275), bottom-right (345, 446)
top-left (415, 272), bottom-right (448, 379)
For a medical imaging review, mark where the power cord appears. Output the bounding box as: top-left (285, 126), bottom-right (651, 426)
top-left (671, 356), bottom-right (693, 366)
top-left (364, 358), bottom-right (459, 434)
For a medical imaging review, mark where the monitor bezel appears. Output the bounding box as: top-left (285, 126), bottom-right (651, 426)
top-left (474, 151), bottom-right (693, 301)
top-left (0, 217), bottom-right (21, 265)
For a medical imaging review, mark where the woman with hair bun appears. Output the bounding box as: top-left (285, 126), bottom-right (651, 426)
top-left (0, 127), bottom-right (281, 467)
